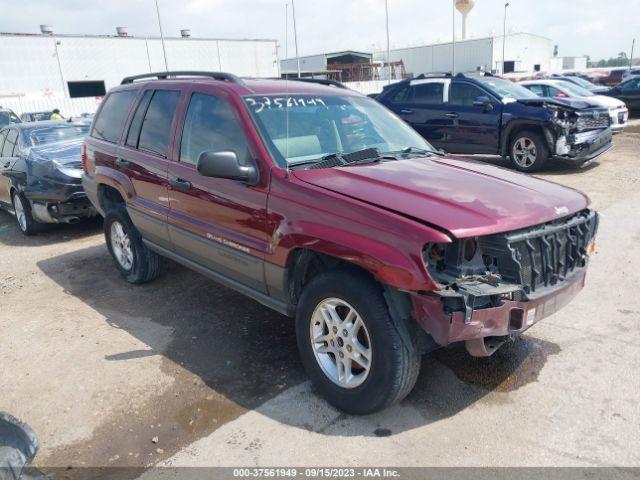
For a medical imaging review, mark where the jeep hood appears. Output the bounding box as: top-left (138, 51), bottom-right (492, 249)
top-left (292, 157), bottom-right (589, 238)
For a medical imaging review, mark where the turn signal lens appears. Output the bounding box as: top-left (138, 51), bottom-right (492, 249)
top-left (588, 241), bottom-right (596, 255)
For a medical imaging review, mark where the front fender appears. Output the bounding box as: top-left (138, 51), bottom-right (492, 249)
top-left (273, 220), bottom-right (450, 292)
top-left (500, 119), bottom-right (556, 156)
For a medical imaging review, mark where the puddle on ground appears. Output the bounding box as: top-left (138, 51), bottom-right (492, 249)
top-left (431, 335), bottom-right (561, 393)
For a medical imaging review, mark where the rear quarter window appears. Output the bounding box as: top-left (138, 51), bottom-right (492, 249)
top-left (91, 90), bottom-right (137, 143)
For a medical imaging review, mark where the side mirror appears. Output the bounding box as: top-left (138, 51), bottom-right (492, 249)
top-left (197, 150), bottom-right (259, 185)
top-left (473, 95), bottom-right (494, 112)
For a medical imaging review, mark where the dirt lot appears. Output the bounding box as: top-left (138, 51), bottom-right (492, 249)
top-left (1, 133), bottom-right (639, 476)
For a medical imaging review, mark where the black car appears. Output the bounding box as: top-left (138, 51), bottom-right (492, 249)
top-left (0, 121), bottom-right (97, 235)
top-left (376, 73), bottom-right (613, 172)
top-left (603, 77), bottom-right (640, 112)
top-left (19, 111), bottom-right (53, 123)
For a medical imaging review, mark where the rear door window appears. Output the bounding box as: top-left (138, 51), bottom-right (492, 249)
top-left (126, 90), bottom-right (154, 148)
top-left (91, 90), bottom-right (136, 143)
top-left (409, 82), bottom-right (444, 105)
top-left (137, 90), bottom-right (180, 158)
top-left (389, 86), bottom-right (409, 103)
top-left (2, 130), bottom-right (18, 157)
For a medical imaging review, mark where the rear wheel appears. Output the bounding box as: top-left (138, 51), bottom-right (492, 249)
top-left (296, 269), bottom-right (421, 414)
top-left (104, 206), bottom-right (166, 284)
top-left (11, 191), bottom-right (40, 236)
top-left (509, 130), bottom-right (549, 172)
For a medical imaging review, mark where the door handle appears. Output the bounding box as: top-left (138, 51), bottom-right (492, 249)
top-left (400, 108), bottom-right (414, 114)
top-left (445, 112), bottom-right (459, 118)
top-left (115, 157), bottom-right (131, 169)
top-left (169, 176), bottom-right (192, 191)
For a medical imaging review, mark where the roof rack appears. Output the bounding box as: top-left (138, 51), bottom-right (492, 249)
top-left (121, 71), bottom-right (245, 86)
top-left (290, 78), bottom-right (348, 89)
top-left (415, 72), bottom-right (453, 79)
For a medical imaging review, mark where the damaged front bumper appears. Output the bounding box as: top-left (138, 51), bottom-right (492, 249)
top-left (417, 209), bottom-right (597, 355)
top-left (552, 128), bottom-right (613, 165)
top-left (411, 268), bottom-right (586, 353)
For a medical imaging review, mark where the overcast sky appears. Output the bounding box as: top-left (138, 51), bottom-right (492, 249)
top-left (1, 0), bottom-right (637, 61)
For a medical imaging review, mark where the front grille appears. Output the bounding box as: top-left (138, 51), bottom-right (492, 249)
top-left (576, 111), bottom-right (610, 131)
top-left (479, 210), bottom-right (598, 298)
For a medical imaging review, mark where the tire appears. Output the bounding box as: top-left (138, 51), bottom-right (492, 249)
top-left (509, 130), bottom-right (549, 172)
top-left (104, 206), bottom-right (166, 284)
top-left (11, 191), bottom-right (41, 236)
top-left (295, 269), bottom-right (421, 414)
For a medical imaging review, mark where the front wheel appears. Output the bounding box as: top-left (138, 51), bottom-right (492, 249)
top-left (296, 270), bottom-right (421, 414)
top-left (509, 130), bottom-right (549, 172)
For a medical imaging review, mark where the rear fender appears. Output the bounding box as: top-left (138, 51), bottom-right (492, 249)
top-left (93, 166), bottom-right (135, 204)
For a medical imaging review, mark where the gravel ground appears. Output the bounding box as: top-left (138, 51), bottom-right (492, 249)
top-left (1, 133), bottom-right (639, 477)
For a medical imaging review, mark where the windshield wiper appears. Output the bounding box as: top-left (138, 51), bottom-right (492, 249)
top-left (383, 147), bottom-right (446, 157)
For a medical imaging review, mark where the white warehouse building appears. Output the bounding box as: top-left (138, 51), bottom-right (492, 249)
top-left (0, 28), bottom-right (279, 116)
top-left (373, 33), bottom-right (553, 77)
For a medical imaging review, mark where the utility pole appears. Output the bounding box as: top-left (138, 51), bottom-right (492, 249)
top-left (291, 0), bottom-right (301, 77)
top-left (285, 3), bottom-right (289, 60)
top-left (385, 0), bottom-right (391, 84)
top-left (452, 0), bottom-right (456, 75)
top-left (502, 2), bottom-right (509, 74)
top-left (154, 0), bottom-right (168, 71)
top-left (630, 39), bottom-right (636, 69)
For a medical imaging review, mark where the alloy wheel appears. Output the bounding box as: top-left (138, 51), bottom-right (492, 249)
top-left (110, 221), bottom-right (134, 271)
top-left (12, 193), bottom-right (27, 232)
top-left (512, 137), bottom-right (538, 168)
top-left (310, 298), bottom-right (372, 389)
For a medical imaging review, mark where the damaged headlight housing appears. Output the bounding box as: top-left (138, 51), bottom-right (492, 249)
top-left (423, 238), bottom-right (499, 286)
top-left (551, 108), bottom-right (574, 130)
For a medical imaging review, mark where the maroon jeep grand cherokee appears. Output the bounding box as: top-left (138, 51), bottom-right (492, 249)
top-left (82, 72), bottom-right (598, 414)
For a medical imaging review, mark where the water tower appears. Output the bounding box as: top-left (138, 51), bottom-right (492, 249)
top-left (455, 0), bottom-right (475, 40)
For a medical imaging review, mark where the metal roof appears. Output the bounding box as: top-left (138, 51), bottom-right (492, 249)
top-left (0, 32), bottom-right (277, 43)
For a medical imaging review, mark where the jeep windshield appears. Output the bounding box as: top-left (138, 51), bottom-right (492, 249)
top-left (475, 77), bottom-right (540, 101)
top-left (244, 94), bottom-right (435, 167)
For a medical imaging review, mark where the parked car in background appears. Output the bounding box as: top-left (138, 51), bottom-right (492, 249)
top-left (521, 79), bottom-right (628, 133)
top-left (546, 75), bottom-right (609, 94)
top-left (19, 111), bottom-right (53, 123)
top-left (603, 77), bottom-right (640, 112)
top-left (0, 121), bottom-right (96, 235)
top-left (621, 68), bottom-right (640, 82)
top-left (376, 73), bottom-right (613, 171)
top-left (0, 108), bottom-right (21, 128)
top-left (82, 71), bottom-right (599, 414)
top-left (597, 68), bottom-right (627, 86)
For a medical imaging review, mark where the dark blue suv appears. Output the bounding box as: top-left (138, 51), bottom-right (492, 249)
top-left (376, 73), bottom-right (613, 172)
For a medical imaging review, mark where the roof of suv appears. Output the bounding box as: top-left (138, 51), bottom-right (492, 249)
top-left (114, 72), bottom-right (358, 97)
